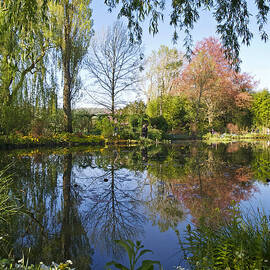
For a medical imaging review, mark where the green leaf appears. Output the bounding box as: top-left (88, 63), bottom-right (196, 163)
top-left (137, 260), bottom-right (162, 270)
top-left (106, 261), bottom-right (129, 270)
top-left (115, 240), bottom-right (134, 263)
top-left (138, 249), bottom-right (152, 258)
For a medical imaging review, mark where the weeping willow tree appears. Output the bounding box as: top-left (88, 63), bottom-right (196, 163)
top-left (0, 0), bottom-right (92, 135)
top-left (48, 0), bottom-right (93, 133)
top-left (0, 1), bottom-right (51, 134)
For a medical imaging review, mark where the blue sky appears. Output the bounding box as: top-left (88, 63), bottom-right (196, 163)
top-left (85, 0), bottom-right (270, 105)
top-left (76, 0), bottom-right (270, 107)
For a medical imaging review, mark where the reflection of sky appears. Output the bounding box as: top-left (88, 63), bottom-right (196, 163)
top-left (240, 182), bottom-right (270, 214)
top-left (6, 145), bottom-right (270, 270)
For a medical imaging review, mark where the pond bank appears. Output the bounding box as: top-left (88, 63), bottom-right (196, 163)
top-left (0, 134), bottom-right (105, 150)
top-left (203, 132), bottom-right (270, 143)
top-left (0, 134), bottom-right (165, 150)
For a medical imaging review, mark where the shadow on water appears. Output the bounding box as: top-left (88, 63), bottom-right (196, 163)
top-left (0, 142), bottom-right (270, 269)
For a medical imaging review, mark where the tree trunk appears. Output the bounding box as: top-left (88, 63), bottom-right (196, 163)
top-left (63, 2), bottom-right (72, 133)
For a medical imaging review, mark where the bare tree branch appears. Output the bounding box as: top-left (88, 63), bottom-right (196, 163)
top-left (84, 21), bottom-right (143, 118)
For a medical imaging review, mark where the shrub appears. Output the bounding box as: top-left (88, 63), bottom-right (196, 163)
top-left (147, 128), bottom-right (162, 141)
top-left (149, 116), bottom-right (168, 132)
top-left (118, 127), bottom-right (136, 140)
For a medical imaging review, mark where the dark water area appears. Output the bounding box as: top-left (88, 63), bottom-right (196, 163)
top-left (1, 142), bottom-right (270, 269)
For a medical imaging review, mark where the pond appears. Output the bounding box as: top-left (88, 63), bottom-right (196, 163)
top-left (0, 142), bottom-right (270, 269)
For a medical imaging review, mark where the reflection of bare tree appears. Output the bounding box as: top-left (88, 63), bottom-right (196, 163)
top-left (81, 150), bottom-right (145, 257)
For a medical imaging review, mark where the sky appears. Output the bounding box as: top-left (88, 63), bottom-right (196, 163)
top-left (79, 0), bottom-right (270, 107)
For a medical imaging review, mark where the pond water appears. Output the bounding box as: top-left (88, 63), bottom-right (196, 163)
top-left (1, 142), bottom-right (270, 269)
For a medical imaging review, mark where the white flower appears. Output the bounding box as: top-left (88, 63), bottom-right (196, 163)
top-left (18, 258), bottom-right (24, 264)
top-left (40, 264), bottom-right (50, 270)
top-left (66, 260), bottom-right (73, 265)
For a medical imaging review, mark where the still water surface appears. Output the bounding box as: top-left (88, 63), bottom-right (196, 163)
top-left (1, 142), bottom-right (270, 269)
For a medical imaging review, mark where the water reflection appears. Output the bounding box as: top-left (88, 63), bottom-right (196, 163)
top-left (0, 142), bottom-right (269, 269)
top-left (147, 143), bottom-right (256, 225)
top-left (0, 152), bottom-right (93, 269)
top-left (77, 149), bottom-right (145, 257)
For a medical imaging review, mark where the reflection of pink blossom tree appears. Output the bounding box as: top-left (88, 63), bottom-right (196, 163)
top-left (171, 163), bottom-right (256, 225)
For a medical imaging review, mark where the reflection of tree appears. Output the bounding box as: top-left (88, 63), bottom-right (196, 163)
top-left (147, 143), bottom-right (256, 226)
top-left (80, 149), bottom-right (145, 257)
top-left (0, 152), bottom-right (93, 269)
top-left (146, 182), bottom-right (185, 232)
top-left (251, 145), bottom-right (270, 183)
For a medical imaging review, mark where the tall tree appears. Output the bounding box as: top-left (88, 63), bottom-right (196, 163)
top-left (0, 0), bottom-right (51, 134)
top-left (145, 45), bottom-right (183, 115)
top-left (172, 37), bottom-right (254, 132)
top-left (252, 89), bottom-right (270, 128)
top-left (104, 0), bottom-right (270, 68)
top-left (84, 21), bottom-right (143, 120)
top-left (48, 0), bottom-right (93, 132)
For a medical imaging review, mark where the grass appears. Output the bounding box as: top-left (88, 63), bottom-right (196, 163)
top-left (0, 166), bottom-right (17, 223)
top-left (203, 132), bottom-right (270, 143)
top-left (184, 207), bottom-right (270, 269)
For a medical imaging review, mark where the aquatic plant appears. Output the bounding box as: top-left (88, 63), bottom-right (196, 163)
top-left (106, 240), bottom-right (162, 270)
top-left (184, 207), bottom-right (270, 269)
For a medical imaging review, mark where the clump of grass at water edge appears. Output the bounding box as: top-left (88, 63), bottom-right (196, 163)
top-left (184, 207), bottom-right (270, 269)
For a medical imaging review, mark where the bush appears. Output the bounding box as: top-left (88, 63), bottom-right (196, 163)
top-left (95, 117), bottom-right (114, 138)
top-left (118, 127), bottom-right (136, 140)
top-left (147, 128), bottom-right (162, 140)
top-left (149, 116), bottom-right (168, 132)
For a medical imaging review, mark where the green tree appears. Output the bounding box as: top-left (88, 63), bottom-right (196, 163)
top-left (145, 45), bottom-right (183, 115)
top-left (146, 95), bottom-right (189, 131)
top-left (0, 1), bottom-right (52, 134)
top-left (252, 89), bottom-right (270, 128)
top-left (48, 0), bottom-right (93, 133)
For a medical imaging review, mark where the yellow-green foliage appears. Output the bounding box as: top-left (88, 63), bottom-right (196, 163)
top-left (203, 132), bottom-right (270, 142)
top-left (0, 133), bottom-right (105, 148)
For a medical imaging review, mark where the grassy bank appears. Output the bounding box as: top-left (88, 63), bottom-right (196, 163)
top-left (203, 132), bottom-right (270, 143)
top-left (0, 133), bottom-right (170, 150)
top-left (0, 133), bottom-right (105, 149)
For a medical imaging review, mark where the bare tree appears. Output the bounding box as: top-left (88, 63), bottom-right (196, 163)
top-left (84, 22), bottom-right (143, 119)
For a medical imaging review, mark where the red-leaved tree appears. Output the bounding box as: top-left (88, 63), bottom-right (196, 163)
top-left (172, 37), bottom-right (255, 132)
